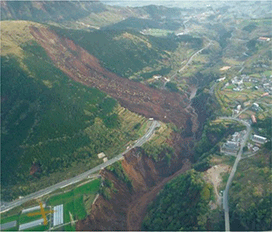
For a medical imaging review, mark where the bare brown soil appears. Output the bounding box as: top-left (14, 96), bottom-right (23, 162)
top-left (77, 141), bottom-right (193, 231)
top-left (127, 159), bottom-right (191, 230)
top-left (30, 26), bottom-right (190, 129)
top-left (28, 25), bottom-right (199, 231)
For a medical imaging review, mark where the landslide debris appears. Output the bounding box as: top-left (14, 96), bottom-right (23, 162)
top-left (77, 147), bottom-right (191, 231)
top-left (29, 25), bottom-right (191, 129)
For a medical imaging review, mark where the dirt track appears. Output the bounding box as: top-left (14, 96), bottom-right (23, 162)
top-left (127, 159), bottom-right (191, 230)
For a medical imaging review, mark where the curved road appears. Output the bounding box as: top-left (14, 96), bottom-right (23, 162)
top-left (0, 120), bottom-right (160, 213)
top-left (165, 37), bottom-right (213, 87)
top-left (219, 117), bottom-right (251, 232)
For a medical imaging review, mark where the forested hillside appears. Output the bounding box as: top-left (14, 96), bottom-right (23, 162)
top-left (228, 150), bottom-right (272, 231)
top-left (50, 26), bottom-right (180, 78)
top-left (142, 170), bottom-right (213, 230)
top-left (1, 37), bottom-right (146, 200)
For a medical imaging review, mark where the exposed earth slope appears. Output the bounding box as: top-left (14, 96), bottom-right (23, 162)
top-left (29, 23), bottom-right (191, 129)
top-left (77, 148), bottom-right (192, 231)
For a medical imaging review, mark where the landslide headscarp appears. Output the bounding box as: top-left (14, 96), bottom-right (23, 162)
top-left (29, 25), bottom-right (191, 130)
top-left (77, 147), bottom-right (192, 231)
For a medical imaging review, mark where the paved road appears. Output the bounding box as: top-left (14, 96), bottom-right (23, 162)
top-left (178, 40), bottom-right (212, 73)
top-left (219, 117), bottom-right (251, 232)
top-left (0, 120), bottom-right (160, 213)
top-left (165, 38), bottom-right (213, 87)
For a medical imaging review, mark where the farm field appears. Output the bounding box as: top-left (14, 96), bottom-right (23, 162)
top-left (0, 179), bottom-right (100, 231)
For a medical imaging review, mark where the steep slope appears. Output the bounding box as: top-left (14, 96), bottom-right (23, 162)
top-left (50, 26), bottom-right (178, 78)
top-left (28, 23), bottom-right (191, 129)
top-left (142, 169), bottom-right (213, 231)
top-left (77, 147), bottom-right (192, 231)
top-left (1, 0), bottom-right (106, 22)
top-left (0, 21), bottom-right (150, 201)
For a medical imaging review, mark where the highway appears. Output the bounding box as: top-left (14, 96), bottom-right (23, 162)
top-left (219, 117), bottom-right (251, 232)
top-left (0, 120), bottom-right (160, 213)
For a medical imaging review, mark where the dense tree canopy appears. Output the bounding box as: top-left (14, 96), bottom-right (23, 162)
top-left (142, 170), bottom-right (213, 231)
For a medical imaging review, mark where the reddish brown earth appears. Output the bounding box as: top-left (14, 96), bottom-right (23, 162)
top-left (77, 146), bottom-right (192, 231)
top-left (29, 25), bottom-right (199, 230)
top-left (126, 159), bottom-right (191, 230)
top-left (30, 26), bottom-right (191, 129)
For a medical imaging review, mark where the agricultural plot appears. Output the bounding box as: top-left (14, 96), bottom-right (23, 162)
top-left (0, 179), bottom-right (100, 231)
top-left (48, 178), bottom-right (100, 230)
top-left (142, 29), bottom-right (173, 37)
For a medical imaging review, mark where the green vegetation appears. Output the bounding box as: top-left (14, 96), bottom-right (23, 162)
top-left (229, 150), bottom-right (272, 230)
top-left (1, 41), bottom-right (147, 200)
top-left (165, 81), bottom-right (179, 92)
top-left (0, 214), bottom-right (19, 225)
top-left (140, 67), bottom-right (171, 80)
top-left (50, 26), bottom-right (179, 78)
top-left (106, 161), bottom-right (132, 190)
top-left (142, 143), bottom-right (174, 164)
top-left (48, 178), bottom-right (100, 225)
top-left (242, 23), bottom-right (257, 33)
top-left (19, 213), bottom-right (44, 224)
top-left (252, 117), bottom-right (272, 150)
top-left (177, 34), bottom-right (203, 50)
top-left (99, 179), bottom-right (116, 200)
top-left (142, 29), bottom-right (173, 37)
top-left (142, 170), bottom-right (213, 230)
top-left (1, 1), bottom-right (106, 23)
top-left (194, 120), bottom-right (245, 161)
top-left (48, 179), bottom-right (100, 206)
top-left (102, 17), bottom-right (181, 31)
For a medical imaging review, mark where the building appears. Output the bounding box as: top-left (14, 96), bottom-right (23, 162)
top-left (252, 135), bottom-right (267, 144)
top-left (153, 75), bottom-right (162, 80)
top-left (53, 204), bottom-right (64, 227)
top-left (252, 103), bottom-right (260, 111)
top-left (0, 221), bottom-right (17, 230)
top-left (253, 147), bottom-right (259, 152)
top-left (19, 219), bottom-right (44, 231)
top-left (217, 76), bottom-right (226, 82)
top-left (97, 152), bottom-right (105, 159)
top-left (251, 114), bottom-right (257, 123)
top-left (232, 132), bottom-right (240, 142)
top-left (258, 36), bottom-right (270, 42)
top-left (221, 141), bottom-right (239, 154)
top-left (103, 157), bottom-right (108, 163)
top-left (237, 105), bottom-right (241, 111)
top-left (261, 92), bottom-right (269, 97)
top-left (233, 87), bottom-right (241, 91)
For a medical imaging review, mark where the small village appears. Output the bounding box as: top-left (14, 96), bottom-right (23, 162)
top-left (221, 130), bottom-right (268, 156)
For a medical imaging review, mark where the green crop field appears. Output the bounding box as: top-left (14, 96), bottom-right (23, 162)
top-left (48, 178), bottom-right (100, 226)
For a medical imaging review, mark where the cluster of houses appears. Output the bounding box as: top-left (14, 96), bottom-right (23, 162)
top-left (151, 75), bottom-right (170, 84)
top-left (221, 131), bottom-right (268, 155)
top-left (222, 74), bottom-right (272, 94)
top-left (221, 130), bottom-right (246, 155)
